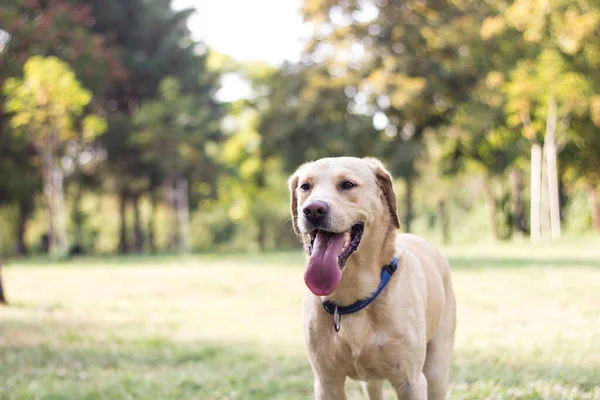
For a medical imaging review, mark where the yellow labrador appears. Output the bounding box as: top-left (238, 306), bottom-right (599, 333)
top-left (288, 157), bottom-right (456, 400)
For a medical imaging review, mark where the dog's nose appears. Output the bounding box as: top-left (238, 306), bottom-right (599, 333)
top-left (303, 201), bottom-right (329, 224)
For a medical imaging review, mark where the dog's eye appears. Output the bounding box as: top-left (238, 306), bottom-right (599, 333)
top-left (300, 183), bottom-right (311, 191)
top-left (340, 181), bottom-right (356, 190)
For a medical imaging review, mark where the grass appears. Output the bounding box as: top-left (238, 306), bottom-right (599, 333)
top-left (1, 240), bottom-right (600, 399)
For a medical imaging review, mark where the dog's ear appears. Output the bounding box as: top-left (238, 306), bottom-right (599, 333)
top-left (363, 157), bottom-right (400, 229)
top-left (288, 172), bottom-right (301, 235)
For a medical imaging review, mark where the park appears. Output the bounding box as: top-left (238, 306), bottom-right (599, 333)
top-left (1, 0), bottom-right (600, 399)
top-left (2, 243), bottom-right (600, 399)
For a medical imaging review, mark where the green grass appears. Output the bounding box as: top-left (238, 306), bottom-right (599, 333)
top-left (2, 241), bottom-right (600, 399)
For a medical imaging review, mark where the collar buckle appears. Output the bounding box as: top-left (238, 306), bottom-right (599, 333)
top-left (333, 305), bottom-right (341, 332)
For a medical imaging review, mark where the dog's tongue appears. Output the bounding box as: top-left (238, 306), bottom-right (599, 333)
top-left (304, 230), bottom-right (345, 296)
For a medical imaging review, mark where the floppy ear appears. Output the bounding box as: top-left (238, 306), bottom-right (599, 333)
top-left (363, 157), bottom-right (400, 229)
top-left (288, 172), bottom-right (301, 235)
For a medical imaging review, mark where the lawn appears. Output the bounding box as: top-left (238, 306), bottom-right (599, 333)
top-left (2, 239), bottom-right (600, 399)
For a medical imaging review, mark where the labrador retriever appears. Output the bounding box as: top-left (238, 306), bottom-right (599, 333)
top-left (288, 157), bottom-right (456, 400)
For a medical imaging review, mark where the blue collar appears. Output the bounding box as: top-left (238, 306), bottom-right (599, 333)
top-left (322, 256), bottom-right (398, 332)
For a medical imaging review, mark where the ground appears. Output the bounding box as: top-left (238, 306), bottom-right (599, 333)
top-left (1, 239), bottom-right (600, 399)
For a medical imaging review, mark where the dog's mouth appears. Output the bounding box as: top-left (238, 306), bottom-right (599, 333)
top-left (307, 223), bottom-right (364, 269)
top-left (303, 223), bottom-right (364, 296)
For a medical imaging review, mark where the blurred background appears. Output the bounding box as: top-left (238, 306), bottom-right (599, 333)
top-left (0, 0), bottom-right (598, 256)
top-left (1, 0), bottom-right (600, 399)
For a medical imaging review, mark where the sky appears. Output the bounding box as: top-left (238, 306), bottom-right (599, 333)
top-left (172, 0), bottom-right (311, 101)
top-left (173, 0), bottom-right (311, 65)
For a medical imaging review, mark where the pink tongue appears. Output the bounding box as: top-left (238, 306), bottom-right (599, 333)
top-left (304, 231), bottom-right (345, 296)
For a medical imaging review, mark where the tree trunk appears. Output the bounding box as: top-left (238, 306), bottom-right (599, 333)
top-left (132, 194), bottom-right (143, 254)
top-left (257, 218), bottom-right (267, 251)
top-left (118, 189), bottom-right (128, 254)
top-left (148, 191), bottom-right (157, 253)
top-left (482, 179), bottom-right (499, 241)
top-left (16, 198), bottom-right (32, 255)
top-left (42, 164), bottom-right (57, 253)
top-left (509, 169), bottom-right (526, 235)
top-left (438, 200), bottom-right (450, 245)
top-left (0, 260), bottom-right (7, 305)
top-left (51, 165), bottom-right (68, 257)
top-left (544, 97), bottom-right (561, 240)
top-left (558, 173), bottom-right (567, 223)
top-left (166, 180), bottom-right (178, 250)
top-left (176, 178), bottom-right (190, 253)
top-left (530, 143), bottom-right (542, 242)
top-left (588, 184), bottom-right (600, 234)
top-left (404, 176), bottom-right (414, 233)
top-left (72, 179), bottom-right (84, 254)
top-left (255, 166), bottom-right (267, 251)
top-left (541, 151), bottom-right (551, 239)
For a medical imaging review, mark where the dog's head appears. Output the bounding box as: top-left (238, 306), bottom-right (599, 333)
top-left (288, 157), bottom-right (400, 296)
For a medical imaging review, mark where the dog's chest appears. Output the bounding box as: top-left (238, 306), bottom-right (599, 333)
top-left (335, 318), bottom-right (404, 381)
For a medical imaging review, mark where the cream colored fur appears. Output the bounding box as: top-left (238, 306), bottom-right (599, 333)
top-left (288, 157), bottom-right (456, 400)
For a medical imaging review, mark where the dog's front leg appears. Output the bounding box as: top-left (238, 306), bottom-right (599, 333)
top-left (313, 375), bottom-right (347, 400)
top-left (390, 372), bottom-right (427, 400)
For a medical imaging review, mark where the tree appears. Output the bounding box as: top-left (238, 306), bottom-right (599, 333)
top-left (505, 50), bottom-right (593, 240)
top-left (299, 0), bottom-right (491, 231)
top-left (0, 0), bottom-right (125, 88)
top-left (0, 130), bottom-right (40, 254)
top-left (443, 96), bottom-right (524, 240)
top-left (0, 259), bottom-right (7, 304)
top-left (73, 0), bottom-right (223, 253)
top-left (487, 0), bottom-right (600, 238)
top-left (3, 56), bottom-right (105, 257)
top-left (260, 64), bottom-right (370, 157)
top-left (133, 77), bottom-right (218, 252)
top-left (0, 0), bottom-right (126, 255)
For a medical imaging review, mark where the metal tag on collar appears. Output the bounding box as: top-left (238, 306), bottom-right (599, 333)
top-left (333, 305), bottom-right (341, 332)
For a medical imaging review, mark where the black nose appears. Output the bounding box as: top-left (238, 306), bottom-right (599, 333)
top-left (303, 201), bottom-right (329, 225)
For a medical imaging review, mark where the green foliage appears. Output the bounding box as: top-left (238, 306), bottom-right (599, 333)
top-left (0, 205), bottom-right (19, 254)
top-left (133, 76), bottom-right (216, 182)
top-left (4, 56), bottom-right (102, 145)
top-left (259, 65), bottom-right (380, 173)
top-left (3, 0), bottom-right (600, 254)
top-left (0, 0), bottom-right (125, 92)
top-left (210, 97), bottom-right (293, 250)
top-left (504, 49), bottom-right (593, 135)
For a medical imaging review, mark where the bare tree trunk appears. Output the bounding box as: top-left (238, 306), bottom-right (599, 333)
top-left (16, 198), bottom-right (32, 255)
top-left (588, 184), bottom-right (600, 234)
top-left (51, 165), bottom-right (68, 257)
top-left (509, 169), bottom-right (526, 235)
top-left (0, 259), bottom-right (7, 305)
top-left (257, 219), bottom-right (267, 251)
top-left (438, 200), bottom-right (450, 245)
top-left (176, 178), bottom-right (190, 253)
top-left (132, 194), bottom-right (143, 254)
top-left (71, 179), bottom-right (84, 254)
top-left (148, 191), bottom-right (157, 253)
top-left (522, 113), bottom-right (542, 242)
top-left (118, 189), bottom-right (128, 254)
top-left (544, 97), bottom-right (561, 240)
top-left (404, 176), bottom-right (414, 233)
top-left (256, 166), bottom-right (267, 251)
top-left (42, 164), bottom-right (57, 252)
top-left (166, 180), bottom-right (178, 250)
top-left (482, 179), bottom-right (499, 241)
top-left (530, 143), bottom-right (542, 242)
top-left (541, 151), bottom-right (551, 239)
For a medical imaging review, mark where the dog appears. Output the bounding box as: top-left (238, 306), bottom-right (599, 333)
top-left (288, 157), bottom-right (456, 400)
